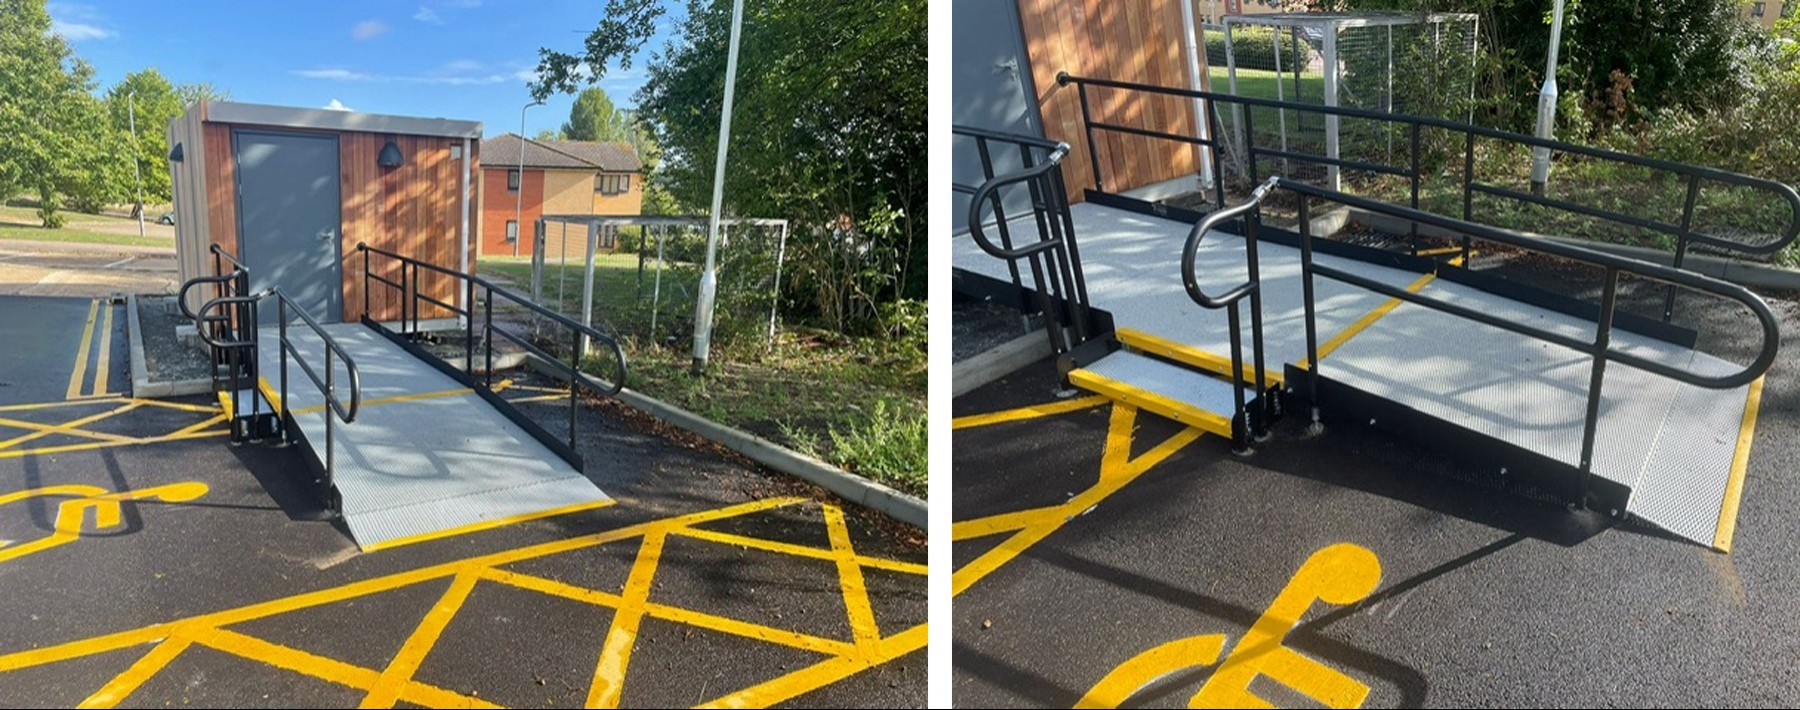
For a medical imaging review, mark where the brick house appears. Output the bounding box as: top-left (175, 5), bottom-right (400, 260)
top-left (475, 133), bottom-right (644, 256)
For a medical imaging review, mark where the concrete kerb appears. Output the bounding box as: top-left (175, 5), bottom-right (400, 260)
top-left (522, 354), bottom-right (927, 529)
top-left (126, 293), bottom-right (213, 398)
top-left (1343, 206), bottom-right (1800, 291)
top-left (953, 329), bottom-right (1052, 398)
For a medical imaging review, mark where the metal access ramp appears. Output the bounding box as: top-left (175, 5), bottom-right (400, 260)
top-left (952, 80), bottom-right (1793, 550)
top-left (257, 322), bottom-right (606, 550)
top-left (180, 242), bottom-right (628, 552)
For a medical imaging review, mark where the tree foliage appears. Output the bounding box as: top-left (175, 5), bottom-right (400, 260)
top-left (103, 68), bottom-right (184, 208)
top-left (1325, 0), bottom-right (1764, 134)
top-left (0, 0), bottom-right (129, 224)
top-left (176, 81), bottom-right (230, 106)
top-left (535, 0), bottom-right (926, 335)
top-left (560, 87), bottom-right (635, 143)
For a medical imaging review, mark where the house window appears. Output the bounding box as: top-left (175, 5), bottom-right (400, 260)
top-left (1753, 1), bottom-right (1766, 16)
top-left (505, 220), bottom-right (518, 242)
top-left (507, 169), bottom-right (520, 191)
top-left (595, 173), bottom-right (630, 195)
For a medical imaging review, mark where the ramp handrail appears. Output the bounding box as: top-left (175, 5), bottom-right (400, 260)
top-left (953, 124), bottom-right (1095, 356)
top-left (177, 244), bottom-right (263, 442)
top-left (1279, 176), bottom-right (1778, 505)
top-left (1054, 71), bottom-right (1800, 321)
top-left (1181, 176), bottom-right (1282, 451)
top-left (357, 243), bottom-right (626, 460)
top-left (271, 287), bottom-right (361, 511)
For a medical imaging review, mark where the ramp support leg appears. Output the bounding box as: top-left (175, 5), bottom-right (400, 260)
top-left (1298, 195), bottom-right (1323, 432)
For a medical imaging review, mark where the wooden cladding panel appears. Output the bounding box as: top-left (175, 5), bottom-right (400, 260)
top-left (1017, 0), bottom-right (1207, 200)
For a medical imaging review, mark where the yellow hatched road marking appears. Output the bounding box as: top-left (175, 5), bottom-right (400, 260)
top-left (0, 402), bottom-right (141, 451)
top-left (951, 395), bottom-right (1109, 430)
top-left (1714, 375), bottom-right (1766, 552)
top-left (587, 530), bottom-right (666, 708)
top-left (0, 497), bottom-right (924, 706)
top-left (66, 299), bottom-right (99, 400)
top-left (75, 637), bottom-right (192, 709)
top-left (953, 404), bottom-right (1202, 596)
top-left (672, 527), bottom-right (928, 575)
top-left (359, 571), bottom-right (480, 708)
top-left (825, 505), bottom-right (882, 657)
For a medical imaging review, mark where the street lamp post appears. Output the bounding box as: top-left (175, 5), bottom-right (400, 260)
top-left (128, 89), bottom-right (144, 239)
top-left (1530, 0), bottom-right (1567, 196)
top-left (516, 100), bottom-right (544, 257)
top-left (691, 0), bottom-right (747, 374)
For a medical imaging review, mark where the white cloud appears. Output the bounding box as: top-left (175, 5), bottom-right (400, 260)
top-left (47, 3), bottom-right (114, 41)
top-left (413, 6), bottom-right (442, 24)
top-left (351, 20), bottom-right (388, 40)
top-left (323, 99), bottom-right (353, 112)
top-left (292, 61), bottom-right (527, 87)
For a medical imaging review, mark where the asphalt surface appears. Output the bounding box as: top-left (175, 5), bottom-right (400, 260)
top-left (0, 295), bottom-right (128, 404)
top-left (951, 289), bottom-right (1800, 707)
top-left (0, 304), bottom-right (925, 708)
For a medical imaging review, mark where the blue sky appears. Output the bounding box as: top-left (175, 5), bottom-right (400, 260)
top-left (49, 0), bottom-right (679, 138)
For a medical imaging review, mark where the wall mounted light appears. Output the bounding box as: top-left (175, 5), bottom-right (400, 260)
top-left (168, 142), bottom-right (184, 162)
top-left (377, 140), bottom-right (404, 168)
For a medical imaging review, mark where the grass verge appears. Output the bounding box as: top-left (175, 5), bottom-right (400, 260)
top-left (0, 225), bottom-right (173, 247)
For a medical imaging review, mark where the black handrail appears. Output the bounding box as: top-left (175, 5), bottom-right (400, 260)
top-left (177, 248), bottom-right (262, 442)
top-left (273, 288), bottom-right (361, 508)
top-left (1280, 176), bottom-right (1778, 503)
top-left (1054, 71), bottom-right (1800, 324)
top-left (952, 125), bottom-right (1094, 357)
top-left (1178, 176), bottom-right (1283, 452)
top-left (357, 243), bottom-right (626, 456)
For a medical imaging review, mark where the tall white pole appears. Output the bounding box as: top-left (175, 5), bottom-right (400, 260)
top-left (128, 90), bottom-right (144, 239)
top-left (1531, 0), bottom-right (1567, 196)
top-left (516, 100), bottom-right (543, 257)
top-left (692, 0), bottom-right (746, 373)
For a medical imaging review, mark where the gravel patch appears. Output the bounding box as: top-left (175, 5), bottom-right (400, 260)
top-left (136, 295), bottom-right (213, 383)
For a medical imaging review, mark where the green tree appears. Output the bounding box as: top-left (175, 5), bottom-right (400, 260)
top-left (533, 128), bottom-right (564, 141)
top-left (0, 0), bottom-right (129, 225)
top-left (560, 87), bottom-right (634, 142)
top-left (104, 69), bottom-right (184, 210)
top-left (534, 0), bottom-right (927, 333)
top-left (176, 81), bottom-right (230, 107)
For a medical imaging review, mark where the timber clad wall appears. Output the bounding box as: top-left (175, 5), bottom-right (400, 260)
top-left (1017, 0), bottom-right (1207, 200)
top-left (199, 124), bottom-right (477, 323)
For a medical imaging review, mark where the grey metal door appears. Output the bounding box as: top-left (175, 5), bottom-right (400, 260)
top-left (234, 130), bottom-right (343, 324)
top-left (952, 0), bottom-right (1041, 235)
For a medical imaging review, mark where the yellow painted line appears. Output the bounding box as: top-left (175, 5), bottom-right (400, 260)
top-left (951, 395), bottom-right (1110, 430)
top-left (1714, 376), bottom-right (1765, 552)
top-left (0, 401), bottom-right (140, 451)
top-left (66, 299), bottom-right (99, 400)
top-left (490, 378), bottom-right (514, 393)
top-left (215, 390), bottom-right (233, 416)
top-left (167, 413), bottom-right (229, 439)
top-left (359, 499), bottom-right (616, 553)
top-left (506, 393), bottom-right (571, 404)
top-left (950, 505), bottom-right (1065, 542)
top-left (671, 527), bottom-right (928, 576)
top-left (0, 416), bottom-right (137, 445)
top-left (825, 505), bottom-right (881, 657)
top-left (90, 303), bottom-right (114, 397)
top-left (587, 530), bottom-right (666, 708)
top-left (1068, 369), bottom-right (1233, 438)
top-left (75, 637), bottom-right (191, 709)
top-left (0, 498), bottom-right (806, 674)
top-left (128, 398), bottom-right (223, 414)
top-left (1115, 327), bottom-right (1282, 386)
top-left (953, 405), bottom-right (1203, 596)
top-left (479, 567), bottom-right (857, 657)
top-left (693, 622), bottom-right (928, 709)
top-left (0, 428), bottom-right (230, 461)
top-left (360, 571), bottom-right (480, 708)
top-left (1299, 269), bottom-right (1441, 370)
top-left (188, 627), bottom-right (497, 709)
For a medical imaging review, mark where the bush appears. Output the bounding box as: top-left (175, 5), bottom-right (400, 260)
top-left (817, 399), bottom-right (925, 495)
top-left (1207, 27), bottom-right (1286, 71)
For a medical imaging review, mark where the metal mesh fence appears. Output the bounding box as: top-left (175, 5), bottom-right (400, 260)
top-left (1207, 13), bottom-right (1477, 192)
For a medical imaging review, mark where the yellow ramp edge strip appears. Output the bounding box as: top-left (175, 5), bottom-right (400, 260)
top-left (1115, 327), bottom-right (1283, 387)
top-left (1297, 269), bottom-right (1442, 371)
top-left (1714, 375), bottom-right (1765, 553)
top-left (1068, 368), bottom-right (1233, 439)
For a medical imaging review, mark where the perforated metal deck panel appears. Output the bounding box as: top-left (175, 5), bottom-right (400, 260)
top-left (953, 202), bottom-right (1760, 547)
top-left (258, 323), bottom-right (608, 550)
top-left (1080, 350), bottom-right (1241, 418)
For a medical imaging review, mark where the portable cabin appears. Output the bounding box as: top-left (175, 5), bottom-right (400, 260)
top-left (166, 102), bottom-right (482, 325)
